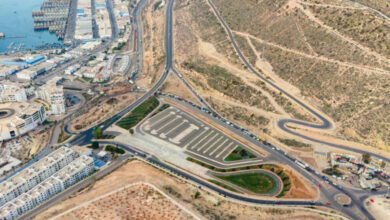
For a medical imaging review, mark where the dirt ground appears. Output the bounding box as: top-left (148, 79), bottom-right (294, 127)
top-left (137, 0), bottom-right (166, 89)
top-left (55, 183), bottom-right (196, 220)
top-left (160, 72), bottom-right (202, 106)
top-left (364, 195), bottom-right (390, 220)
top-left (281, 166), bottom-right (319, 199)
top-left (34, 160), bottom-right (336, 220)
top-left (70, 93), bottom-right (142, 132)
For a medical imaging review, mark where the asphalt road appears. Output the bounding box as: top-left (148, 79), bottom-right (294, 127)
top-left (69, 0), bottom-right (174, 146)
top-left (206, 0), bottom-right (390, 166)
top-left (59, 0), bottom-right (386, 219)
top-left (18, 154), bottom-right (132, 220)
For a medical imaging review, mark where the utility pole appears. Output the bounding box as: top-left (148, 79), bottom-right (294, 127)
top-left (261, 41), bottom-right (266, 61)
top-left (386, 185), bottom-right (390, 199)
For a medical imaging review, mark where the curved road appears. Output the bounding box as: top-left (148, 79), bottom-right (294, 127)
top-left (206, 0), bottom-right (390, 166)
top-left (63, 0), bottom-right (384, 219)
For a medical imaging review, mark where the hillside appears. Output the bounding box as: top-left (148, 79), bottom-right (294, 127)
top-left (172, 0), bottom-right (390, 152)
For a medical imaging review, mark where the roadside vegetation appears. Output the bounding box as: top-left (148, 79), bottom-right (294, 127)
top-left (57, 122), bottom-right (71, 143)
top-left (208, 179), bottom-right (240, 193)
top-left (105, 145), bottom-right (125, 154)
top-left (186, 157), bottom-right (291, 197)
top-left (224, 146), bottom-right (256, 161)
top-left (151, 103), bottom-right (170, 116)
top-left (216, 173), bottom-right (277, 194)
top-left (116, 96), bottom-right (160, 130)
top-left (182, 61), bottom-right (276, 113)
top-left (278, 138), bottom-right (311, 148)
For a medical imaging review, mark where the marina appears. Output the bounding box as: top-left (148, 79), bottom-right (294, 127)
top-left (0, 0), bottom-right (65, 53)
top-left (32, 0), bottom-right (72, 40)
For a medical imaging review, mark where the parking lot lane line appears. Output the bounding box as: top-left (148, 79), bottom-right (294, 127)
top-left (203, 135), bottom-right (226, 154)
top-left (169, 123), bottom-right (199, 144)
top-left (160, 120), bottom-right (188, 139)
top-left (203, 135), bottom-right (224, 154)
top-left (149, 110), bottom-right (175, 127)
top-left (216, 144), bottom-right (237, 159)
top-left (183, 127), bottom-right (208, 148)
top-left (212, 141), bottom-right (233, 157)
top-left (190, 130), bottom-right (215, 150)
top-left (155, 115), bottom-right (182, 133)
top-left (197, 132), bottom-right (220, 152)
top-left (209, 139), bottom-right (229, 156)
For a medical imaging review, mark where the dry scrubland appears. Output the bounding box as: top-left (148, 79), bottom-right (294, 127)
top-left (137, 0), bottom-right (166, 89)
top-left (57, 184), bottom-right (194, 220)
top-left (34, 160), bottom-right (332, 220)
top-left (172, 0), bottom-right (318, 147)
top-left (202, 0), bottom-right (390, 150)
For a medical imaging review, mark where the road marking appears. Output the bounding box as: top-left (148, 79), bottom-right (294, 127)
top-left (190, 130), bottom-right (214, 150)
top-left (203, 135), bottom-right (224, 154)
top-left (216, 144), bottom-right (237, 159)
top-left (169, 124), bottom-right (199, 144)
top-left (184, 127), bottom-right (209, 149)
top-left (149, 111), bottom-right (175, 128)
top-left (209, 139), bottom-right (230, 156)
top-left (160, 119), bottom-right (188, 139)
top-left (151, 115), bottom-right (181, 134)
top-left (197, 132), bottom-right (219, 152)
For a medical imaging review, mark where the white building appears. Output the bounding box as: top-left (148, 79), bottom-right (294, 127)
top-left (16, 69), bottom-right (37, 81)
top-left (0, 102), bottom-right (46, 142)
top-left (53, 155), bottom-right (94, 189)
top-left (35, 77), bottom-right (66, 115)
top-left (0, 154), bottom-right (94, 220)
top-left (0, 147), bottom-right (76, 207)
top-left (0, 202), bottom-right (18, 220)
top-left (0, 82), bottom-right (28, 103)
top-left (0, 65), bottom-right (19, 78)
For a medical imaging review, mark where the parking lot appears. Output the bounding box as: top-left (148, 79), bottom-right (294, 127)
top-left (141, 106), bottom-right (262, 164)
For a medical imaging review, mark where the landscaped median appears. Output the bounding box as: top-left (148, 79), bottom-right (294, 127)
top-left (116, 96), bottom-right (160, 131)
top-left (187, 157), bottom-right (290, 197)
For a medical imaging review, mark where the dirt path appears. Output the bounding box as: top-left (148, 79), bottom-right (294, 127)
top-left (291, 0), bottom-right (390, 65)
top-left (234, 31), bottom-right (390, 75)
top-left (296, 1), bottom-right (366, 10)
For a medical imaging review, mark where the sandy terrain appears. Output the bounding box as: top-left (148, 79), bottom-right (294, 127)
top-left (54, 183), bottom-right (196, 220)
top-left (137, 0), bottom-right (166, 89)
top-left (160, 72), bottom-right (202, 106)
top-left (70, 93), bottom-right (142, 132)
top-left (364, 195), bottom-right (390, 220)
top-left (34, 160), bottom-right (335, 220)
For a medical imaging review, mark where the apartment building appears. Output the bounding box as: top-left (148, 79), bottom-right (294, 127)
top-left (0, 82), bottom-right (28, 103)
top-left (53, 155), bottom-right (94, 189)
top-left (35, 77), bottom-right (66, 115)
top-left (0, 147), bottom-right (76, 207)
top-left (0, 154), bottom-right (94, 220)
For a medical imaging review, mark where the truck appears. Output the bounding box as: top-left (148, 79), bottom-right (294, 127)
top-left (295, 160), bottom-right (308, 169)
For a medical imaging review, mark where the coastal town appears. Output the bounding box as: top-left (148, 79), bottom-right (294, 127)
top-left (1, 0), bottom-right (390, 220)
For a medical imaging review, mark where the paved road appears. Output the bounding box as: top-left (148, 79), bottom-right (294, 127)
top-left (69, 0), bottom-right (174, 146)
top-left (60, 0), bottom-right (385, 219)
top-left (206, 0), bottom-right (390, 165)
top-left (18, 154), bottom-right (132, 220)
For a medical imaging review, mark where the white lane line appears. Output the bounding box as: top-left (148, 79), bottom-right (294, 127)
top-left (184, 127), bottom-right (209, 149)
top-left (169, 124), bottom-right (199, 144)
top-left (216, 144), bottom-right (237, 159)
top-left (190, 130), bottom-right (214, 150)
top-left (151, 115), bottom-right (181, 134)
top-left (160, 119), bottom-right (188, 139)
top-left (209, 139), bottom-right (229, 156)
top-left (197, 132), bottom-right (219, 152)
top-left (149, 111), bottom-right (175, 127)
top-left (203, 135), bottom-right (224, 154)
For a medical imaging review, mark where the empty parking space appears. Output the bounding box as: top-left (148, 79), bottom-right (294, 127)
top-left (141, 106), bottom-right (262, 164)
